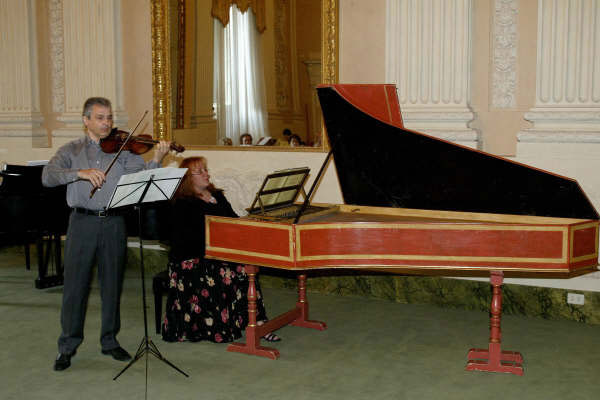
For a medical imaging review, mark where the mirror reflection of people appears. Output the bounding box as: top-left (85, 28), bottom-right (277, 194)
top-left (42, 97), bottom-right (171, 371)
top-left (162, 156), bottom-right (281, 343)
top-left (240, 133), bottom-right (252, 146)
top-left (222, 138), bottom-right (233, 146)
top-left (289, 134), bottom-right (302, 147)
top-left (282, 128), bottom-right (292, 141)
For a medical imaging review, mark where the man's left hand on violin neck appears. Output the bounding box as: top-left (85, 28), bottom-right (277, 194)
top-left (152, 140), bottom-right (172, 163)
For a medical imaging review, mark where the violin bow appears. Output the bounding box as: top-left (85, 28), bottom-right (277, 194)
top-left (89, 110), bottom-right (148, 198)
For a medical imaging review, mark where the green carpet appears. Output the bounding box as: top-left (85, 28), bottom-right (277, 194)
top-left (1, 245), bottom-right (599, 400)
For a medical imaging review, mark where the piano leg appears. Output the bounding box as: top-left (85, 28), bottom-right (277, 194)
top-left (227, 265), bottom-right (281, 359)
top-left (35, 233), bottom-right (51, 284)
top-left (289, 274), bottom-right (327, 330)
top-left (24, 240), bottom-right (31, 270)
top-left (227, 267), bottom-right (327, 359)
top-left (34, 232), bottom-right (64, 289)
top-left (466, 271), bottom-right (524, 375)
top-left (54, 233), bottom-right (64, 279)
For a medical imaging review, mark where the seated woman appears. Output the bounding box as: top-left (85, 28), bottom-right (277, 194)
top-left (162, 156), bottom-right (280, 343)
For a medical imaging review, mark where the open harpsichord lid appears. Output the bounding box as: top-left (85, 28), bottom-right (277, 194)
top-left (316, 84), bottom-right (599, 220)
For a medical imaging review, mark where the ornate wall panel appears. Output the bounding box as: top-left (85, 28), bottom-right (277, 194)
top-left (385, 0), bottom-right (477, 146)
top-left (54, 0), bottom-right (127, 136)
top-left (0, 0), bottom-right (44, 140)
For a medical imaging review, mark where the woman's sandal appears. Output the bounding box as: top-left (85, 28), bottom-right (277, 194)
top-left (262, 332), bottom-right (281, 342)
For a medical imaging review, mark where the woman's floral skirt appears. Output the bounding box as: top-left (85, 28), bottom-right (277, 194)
top-left (161, 258), bottom-right (267, 343)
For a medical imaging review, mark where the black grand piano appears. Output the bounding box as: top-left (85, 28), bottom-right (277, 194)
top-left (204, 84), bottom-right (599, 375)
top-left (0, 163), bottom-right (70, 288)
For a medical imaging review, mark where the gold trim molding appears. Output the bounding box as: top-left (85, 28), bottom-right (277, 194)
top-left (322, 0), bottom-right (339, 85)
top-left (150, 0), bottom-right (172, 140)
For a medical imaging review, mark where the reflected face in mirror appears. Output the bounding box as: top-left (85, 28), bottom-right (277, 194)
top-left (240, 133), bottom-right (253, 145)
top-left (158, 0), bottom-right (336, 149)
top-left (289, 134), bottom-right (301, 147)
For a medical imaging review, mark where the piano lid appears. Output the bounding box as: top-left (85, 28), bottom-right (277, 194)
top-left (317, 84), bottom-right (599, 220)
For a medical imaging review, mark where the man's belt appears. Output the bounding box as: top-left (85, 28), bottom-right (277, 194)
top-left (72, 207), bottom-right (121, 217)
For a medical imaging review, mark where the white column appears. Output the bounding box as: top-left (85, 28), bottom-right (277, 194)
top-left (0, 0), bottom-right (45, 144)
top-left (385, 0), bottom-right (478, 147)
top-left (51, 0), bottom-right (128, 138)
top-left (519, 0), bottom-right (600, 143)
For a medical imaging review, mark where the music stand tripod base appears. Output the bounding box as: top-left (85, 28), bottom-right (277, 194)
top-left (106, 170), bottom-right (189, 381)
top-left (113, 333), bottom-right (189, 380)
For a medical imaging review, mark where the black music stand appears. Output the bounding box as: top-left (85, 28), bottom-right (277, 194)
top-left (106, 167), bottom-right (189, 388)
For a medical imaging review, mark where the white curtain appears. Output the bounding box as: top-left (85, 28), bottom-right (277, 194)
top-left (213, 5), bottom-right (269, 145)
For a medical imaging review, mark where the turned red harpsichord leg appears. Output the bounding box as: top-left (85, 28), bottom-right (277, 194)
top-left (466, 271), bottom-right (524, 375)
top-left (227, 267), bottom-right (326, 359)
top-left (290, 274), bottom-right (327, 330)
top-left (227, 265), bottom-right (279, 359)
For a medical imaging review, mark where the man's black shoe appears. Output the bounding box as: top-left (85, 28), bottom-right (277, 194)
top-left (101, 346), bottom-right (132, 361)
top-left (54, 351), bottom-right (75, 371)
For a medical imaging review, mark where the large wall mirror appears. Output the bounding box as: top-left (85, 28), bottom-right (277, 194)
top-left (150, 0), bottom-right (338, 151)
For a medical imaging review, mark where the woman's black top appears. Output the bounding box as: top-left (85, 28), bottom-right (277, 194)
top-left (168, 190), bottom-right (237, 262)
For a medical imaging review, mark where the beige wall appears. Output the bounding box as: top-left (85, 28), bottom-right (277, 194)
top-left (1, 0), bottom-right (596, 185)
top-left (0, 0), bottom-right (595, 189)
top-left (470, 0), bottom-right (538, 155)
top-left (9, 0), bottom-right (541, 157)
top-left (1, 0), bottom-right (599, 291)
top-left (121, 0), bottom-right (154, 135)
top-left (0, 0), bottom-right (593, 153)
top-left (338, 0), bottom-right (541, 156)
top-left (339, 0), bottom-right (386, 84)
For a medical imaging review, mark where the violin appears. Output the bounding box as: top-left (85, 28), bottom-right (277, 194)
top-left (90, 111), bottom-right (183, 199)
top-left (100, 128), bottom-right (185, 154)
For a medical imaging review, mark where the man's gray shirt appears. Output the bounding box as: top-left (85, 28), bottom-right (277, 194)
top-left (42, 135), bottom-right (161, 211)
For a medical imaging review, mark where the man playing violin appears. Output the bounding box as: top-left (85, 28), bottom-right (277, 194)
top-left (42, 97), bottom-right (171, 371)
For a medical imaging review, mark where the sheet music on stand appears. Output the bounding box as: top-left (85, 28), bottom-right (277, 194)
top-left (107, 167), bottom-right (187, 209)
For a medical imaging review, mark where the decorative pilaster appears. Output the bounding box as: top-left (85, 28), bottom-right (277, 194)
top-left (385, 0), bottom-right (477, 147)
top-left (49, 0), bottom-right (65, 115)
top-left (52, 0), bottom-right (128, 137)
top-left (492, 0), bottom-right (518, 108)
top-left (0, 0), bottom-right (45, 143)
top-left (519, 0), bottom-right (600, 143)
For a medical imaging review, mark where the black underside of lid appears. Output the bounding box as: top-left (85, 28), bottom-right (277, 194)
top-left (317, 86), bottom-right (599, 220)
